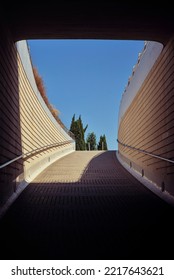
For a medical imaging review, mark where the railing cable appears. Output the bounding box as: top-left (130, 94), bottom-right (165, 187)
top-left (117, 139), bottom-right (174, 164)
top-left (0, 140), bottom-right (74, 170)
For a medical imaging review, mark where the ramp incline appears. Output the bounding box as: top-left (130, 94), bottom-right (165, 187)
top-left (0, 151), bottom-right (173, 259)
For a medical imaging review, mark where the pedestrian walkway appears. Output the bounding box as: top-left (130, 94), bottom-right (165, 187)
top-left (0, 151), bottom-right (173, 260)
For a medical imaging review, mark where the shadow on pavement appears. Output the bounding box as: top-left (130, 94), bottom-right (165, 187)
top-left (0, 151), bottom-right (173, 260)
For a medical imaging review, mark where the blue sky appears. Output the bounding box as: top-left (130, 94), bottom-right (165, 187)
top-left (27, 39), bottom-right (145, 150)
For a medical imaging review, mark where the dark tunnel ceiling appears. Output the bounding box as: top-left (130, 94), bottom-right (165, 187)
top-left (1, 2), bottom-right (174, 44)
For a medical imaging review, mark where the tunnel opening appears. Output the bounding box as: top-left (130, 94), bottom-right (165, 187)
top-left (26, 38), bottom-right (146, 151)
top-left (1, 3), bottom-right (174, 262)
top-left (24, 38), bottom-right (174, 198)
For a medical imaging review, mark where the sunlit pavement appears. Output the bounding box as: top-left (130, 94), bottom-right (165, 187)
top-left (0, 151), bottom-right (173, 260)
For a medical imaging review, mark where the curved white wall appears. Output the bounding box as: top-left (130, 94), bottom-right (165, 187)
top-left (118, 41), bottom-right (163, 126)
top-left (16, 40), bottom-right (75, 183)
top-left (117, 37), bottom-right (174, 197)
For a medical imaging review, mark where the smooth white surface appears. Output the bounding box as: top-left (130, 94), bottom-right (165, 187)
top-left (118, 41), bottom-right (163, 126)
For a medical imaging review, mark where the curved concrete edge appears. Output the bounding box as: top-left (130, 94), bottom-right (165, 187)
top-left (0, 149), bottom-right (75, 220)
top-left (118, 41), bottom-right (163, 126)
top-left (24, 145), bottom-right (75, 182)
top-left (16, 40), bottom-right (74, 141)
top-left (116, 151), bottom-right (174, 207)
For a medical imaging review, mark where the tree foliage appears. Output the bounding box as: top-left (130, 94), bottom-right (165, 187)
top-left (32, 66), bottom-right (67, 129)
top-left (70, 114), bottom-right (88, 150)
top-left (86, 132), bottom-right (97, 150)
top-left (98, 134), bottom-right (108, 150)
top-left (70, 114), bottom-right (108, 151)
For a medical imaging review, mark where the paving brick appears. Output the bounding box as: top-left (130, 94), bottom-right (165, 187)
top-left (0, 151), bottom-right (174, 260)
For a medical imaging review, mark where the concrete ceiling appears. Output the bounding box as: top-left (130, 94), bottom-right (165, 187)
top-left (1, 2), bottom-right (174, 44)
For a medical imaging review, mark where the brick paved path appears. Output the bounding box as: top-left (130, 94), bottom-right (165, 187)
top-left (0, 151), bottom-right (173, 260)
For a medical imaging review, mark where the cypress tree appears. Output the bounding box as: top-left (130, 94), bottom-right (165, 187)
top-left (70, 114), bottom-right (76, 132)
top-left (77, 115), bottom-right (87, 150)
top-left (98, 134), bottom-right (108, 150)
top-left (70, 114), bottom-right (88, 150)
top-left (102, 134), bottom-right (108, 150)
top-left (86, 132), bottom-right (97, 150)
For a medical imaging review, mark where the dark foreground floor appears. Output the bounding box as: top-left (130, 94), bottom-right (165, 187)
top-left (0, 151), bottom-right (173, 260)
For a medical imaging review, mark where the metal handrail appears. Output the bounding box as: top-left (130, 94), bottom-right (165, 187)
top-left (117, 139), bottom-right (174, 164)
top-left (0, 140), bottom-right (74, 170)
